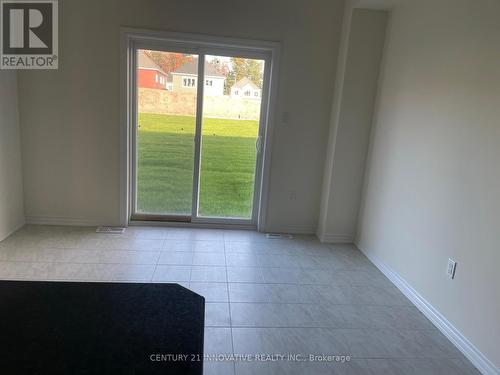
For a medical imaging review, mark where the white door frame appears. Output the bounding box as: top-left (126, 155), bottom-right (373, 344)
top-left (120, 28), bottom-right (281, 231)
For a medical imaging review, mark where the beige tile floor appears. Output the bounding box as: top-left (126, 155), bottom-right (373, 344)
top-left (0, 225), bottom-right (479, 375)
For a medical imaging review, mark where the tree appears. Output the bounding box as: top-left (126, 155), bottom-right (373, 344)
top-left (206, 57), bottom-right (233, 94)
top-left (226, 57), bottom-right (264, 94)
top-left (143, 50), bottom-right (192, 75)
top-left (244, 59), bottom-right (264, 88)
top-left (209, 56), bottom-right (230, 76)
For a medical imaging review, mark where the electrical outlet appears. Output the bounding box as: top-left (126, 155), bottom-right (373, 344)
top-left (446, 259), bottom-right (457, 279)
top-left (288, 190), bottom-right (297, 201)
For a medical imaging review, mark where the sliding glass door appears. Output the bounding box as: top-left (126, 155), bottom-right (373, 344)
top-left (132, 45), bottom-right (269, 224)
top-left (135, 49), bottom-right (198, 218)
top-left (198, 55), bottom-right (265, 220)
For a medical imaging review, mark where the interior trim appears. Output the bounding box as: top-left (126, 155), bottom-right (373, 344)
top-left (357, 243), bottom-right (500, 375)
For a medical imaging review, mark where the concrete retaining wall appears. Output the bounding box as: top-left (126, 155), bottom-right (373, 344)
top-left (138, 88), bottom-right (261, 120)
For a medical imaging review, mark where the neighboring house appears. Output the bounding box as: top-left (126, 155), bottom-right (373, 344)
top-left (230, 77), bottom-right (261, 99)
top-left (137, 51), bottom-right (169, 90)
top-left (166, 74), bottom-right (173, 91)
top-left (170, 58), bottom-right (225, 96)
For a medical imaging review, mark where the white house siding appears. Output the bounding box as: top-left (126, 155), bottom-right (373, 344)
top-left (231, 83), bottom-right (261, 99)
top-left (204, 77), bottom-right (225, 96)
top-left (171, 74), bottom-right (225, 96)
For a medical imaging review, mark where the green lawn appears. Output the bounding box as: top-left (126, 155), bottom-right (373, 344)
top-left (137, 113), bottom-right (258, 218)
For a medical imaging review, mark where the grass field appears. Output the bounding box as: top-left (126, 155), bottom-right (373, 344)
top-left (137, 113), bottom-right (259, 218)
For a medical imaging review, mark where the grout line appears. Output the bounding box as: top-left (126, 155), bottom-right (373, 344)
top-left (223, 239), bottom-right (237, 375)
top-left (188, 264), bottom-right (194, 286)
top-left (0, 266), bottom-right (391, 287)
top-left (0, 259), bottom-right (165, 266)
top-left (150, 241), bottom-right (164, 282)
top-left (0, 247), bottom-right (164, 253)
top-left (0, 277), bottom-right (157, 283)
top-left (4, 228), bottom-right (468, 370)
top-left (214, 301), bottom-right (413, 307)
top-left (205, 353), bottom-right (466, 360)
top-left (0, 252), bottom-right (373, 266)
top-left (205, 324), bottom-right (437, 331)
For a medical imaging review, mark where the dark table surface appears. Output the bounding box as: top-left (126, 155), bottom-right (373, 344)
top-left (0, 281), bottom-right (205, 375)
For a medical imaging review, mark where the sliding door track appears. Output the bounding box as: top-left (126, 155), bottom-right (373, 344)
top-left (130, 214), bottom-right (191, 223)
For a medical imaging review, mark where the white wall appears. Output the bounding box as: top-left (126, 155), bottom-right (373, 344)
top-left (204, 77), bottom-right (224, 97)
top-left (318, 8), bottom-right (387, 242)
top-left (17, 0), bottom-right (344, 231)
top-left (0, 71), bottom-right (25, 240)
top-left (357, 0), bottom-right (500, 370)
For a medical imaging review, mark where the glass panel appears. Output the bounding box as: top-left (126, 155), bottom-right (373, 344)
top-left (136, 49), bottom-right (198, 215)
top-left (198, 55), bottom-right (265, 219)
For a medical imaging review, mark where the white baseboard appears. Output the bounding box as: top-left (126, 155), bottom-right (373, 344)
top-left (25, 217), bottom-right (316, 234)
top-left (318, 232), bottom-right (354, 243)
top-left (0, 219), bottom-right (25, 242)
top-left (25, 215), bottom-right (113, 227)
top-left (356, 243), bottom-right (499, 375)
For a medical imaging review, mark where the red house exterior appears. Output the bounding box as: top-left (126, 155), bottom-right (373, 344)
top-left (137, 50), bottom-right (169, 90)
